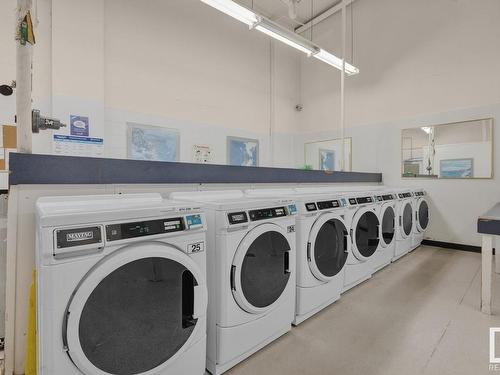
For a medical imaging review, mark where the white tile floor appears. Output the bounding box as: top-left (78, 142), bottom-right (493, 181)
top-left (226, 246), bottom-right (500, 375)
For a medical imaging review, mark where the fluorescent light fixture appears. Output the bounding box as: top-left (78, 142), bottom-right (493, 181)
top-left (255, 18), bottom-right (317, 56)
top-left (200, 0), bottom-right (258, 26)
top-left (421, 127), bottom-right (432, 134)
top-left (199, 0), bottom-right (360, 75)
top-left (314, 49), bottom-right (359, 75)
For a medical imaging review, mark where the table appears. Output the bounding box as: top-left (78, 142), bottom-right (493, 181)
top-left (478, 203), bottom-right (500, 314)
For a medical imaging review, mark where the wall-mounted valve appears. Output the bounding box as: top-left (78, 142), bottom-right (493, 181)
top-left (32, 109), bottom-right (67, 133)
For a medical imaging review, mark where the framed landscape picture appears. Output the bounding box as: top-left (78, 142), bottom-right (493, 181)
top-left (127, 123), bottom-right (179, 162)
top-left (439, 158), bottom-right (473, 178)
top-left (227, 136), bottom-right (259, 167)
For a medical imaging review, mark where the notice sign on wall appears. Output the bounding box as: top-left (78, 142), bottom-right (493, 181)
top-left (70, 115), bottom-right (90, 137)
top-left (53, 135), bottom-right (104, 157)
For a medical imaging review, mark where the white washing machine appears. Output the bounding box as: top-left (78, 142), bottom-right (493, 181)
top-left (393, 189), bottom-right (415, 261)
top-left (341, 191), bottom-right (381, 292)
top-left (169, 190), bottom-right (297, 375)
top-left (36, 194), bottom-right (208, 375)
top-left (411, 188), bottom-right (430, 249)
top-left (373, 190), bottom-right (397, 272)
top-left (245, 188), bottom-right (349, 325)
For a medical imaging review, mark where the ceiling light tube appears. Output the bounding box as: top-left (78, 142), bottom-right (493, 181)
top-left (254, 18), bottom-right (317, 56)
top-left (200, 0), bottom-right (259, 26)
top-left (199, 0), bottom-right (360, 75)
top-left (314, 49), bottom-right (360, 75)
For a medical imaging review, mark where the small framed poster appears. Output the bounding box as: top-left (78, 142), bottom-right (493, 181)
top-left (439, 158), bottom-right (473, 178)
top-left (227, 136), bottom-right (259, 167)
top-left (127, 123), bottom-right (179, 162)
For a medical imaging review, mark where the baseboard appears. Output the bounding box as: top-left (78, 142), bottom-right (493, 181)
top-left (422, 239), bottom-right (494, 254)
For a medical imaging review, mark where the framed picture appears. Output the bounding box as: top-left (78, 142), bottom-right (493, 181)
top-left (319, 149), bottom-right (335, 171)
top-left (227, 136), bottom-right (259, 167)
top-left (439, 158), bottom-right (473, 178)
top-left (127, 123), bottom-right (179, 162)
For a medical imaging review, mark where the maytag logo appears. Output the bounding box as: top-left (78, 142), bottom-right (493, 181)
top-left (67, 231), bottom-right (94, 242)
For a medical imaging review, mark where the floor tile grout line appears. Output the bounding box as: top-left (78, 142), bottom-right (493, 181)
top-left (422, 262), bottom-right (481, 371)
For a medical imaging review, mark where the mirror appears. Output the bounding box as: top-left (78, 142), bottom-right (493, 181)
top-left (304, 138), bottom-right (352, 171)
top-left (401, 118), bottom-right (493, 179)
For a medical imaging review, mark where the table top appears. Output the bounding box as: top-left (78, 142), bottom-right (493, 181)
top-left (478, 203), bottom-right (500, 235)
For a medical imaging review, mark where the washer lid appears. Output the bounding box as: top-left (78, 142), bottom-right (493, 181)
top-left (416, 198), bottom-right (429, 232)
top-left (380, 204), bottom-right (395, 248)
top-left (231, 223), bottom-right (292, 315)
top-left (399, 201), bottom-right (413, 238)
top-left (64, 242), bottom-right (207, 375)
top-left (351, 207), bottom-right (380, 260)
top-left (308, 213), bottom-right (348, 282)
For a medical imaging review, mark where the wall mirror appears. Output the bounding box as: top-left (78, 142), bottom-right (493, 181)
top-left (401, 118), bottom-right (493, 179)
top-left (304, 138), bottom-right (352, 172)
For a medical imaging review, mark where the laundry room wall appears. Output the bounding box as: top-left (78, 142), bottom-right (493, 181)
top-left (297, 0), bottom-right (500, 246)
top-left (26, 0), bottom-right (304, 167)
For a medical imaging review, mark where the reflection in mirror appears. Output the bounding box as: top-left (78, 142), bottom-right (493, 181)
top-left (304, 138), bottom-right (352, 171)
top-left (401, 119), bottom-right (493, 179)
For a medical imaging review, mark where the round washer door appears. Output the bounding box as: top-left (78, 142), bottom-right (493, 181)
top-left (307, 213), bottom-right (349, 282)
top-left (399, 201), bottom-right (413, 238)
top-left (64, 242), bottom-right (207, 375)
top-left (231, 223), bottom-right (292, 315)
top-left (380, 204), bottom-right (395, 248)
top-left (416, 198), bottom-right (429, 232)
top-left (351, 207), bottom-right (380, 261)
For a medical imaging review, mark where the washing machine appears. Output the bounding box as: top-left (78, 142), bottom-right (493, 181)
top-left (169, 190), bottom-right (297, 375)
top-left (36, 193), bottom-right (208, 375)
top-left (340, 191), bottom-right (381, 291)
top-left (245, 188), bottom-right (349, 325)
top-left (373, 190), bottom-right (397, 272)
top-left (393, 189), bottom-right (415, 261)
top-left (411, 188), bottom-right (430, 249)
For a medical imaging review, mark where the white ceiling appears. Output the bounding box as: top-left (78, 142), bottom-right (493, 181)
top-left (236, 0), bottom-right (342, 29)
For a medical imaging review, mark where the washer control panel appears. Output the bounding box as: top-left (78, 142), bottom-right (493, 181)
top-left (227, 204), bottom-right (297, 225)
top-left (106, 217), bottom-right (185, 241)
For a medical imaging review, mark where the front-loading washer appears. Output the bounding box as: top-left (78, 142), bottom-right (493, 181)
top-left (411, 188), bottom-right (430, 249)
top-left (169, 190), bottom-right (297, 375)
top-left (393, 189), bottom-right (415, 261)
top-left (245, 188), bottom-right (349, 325)
top-left (373, 190), bottom-right (397, 272)
top-left (36, 193), bottom-right (208, 375)
top-left (340, 191), bottom-right (381, 292)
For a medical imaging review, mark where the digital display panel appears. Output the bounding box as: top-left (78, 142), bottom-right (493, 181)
top-left (317, 200), bottom-right (340, 210)
top-left (106, 218), bottom-right (184, 241)
top-left (249, 207), bottom-right (287, 221)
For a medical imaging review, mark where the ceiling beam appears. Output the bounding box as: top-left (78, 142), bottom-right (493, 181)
top-left (295, 0), bottom-right (355, 34)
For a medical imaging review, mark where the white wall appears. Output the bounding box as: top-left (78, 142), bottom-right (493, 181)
top-left (25, 0), bottom-right (303, 168)
top-left (298, 0), bottom-right (500, 246)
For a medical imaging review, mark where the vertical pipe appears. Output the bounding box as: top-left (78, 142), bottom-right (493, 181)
top-left (16, 0), bottom-right (33, 153)
top-left (269, 40), bottom-right (276, 167)
top-left (340, 1), bottom-right (346, 171)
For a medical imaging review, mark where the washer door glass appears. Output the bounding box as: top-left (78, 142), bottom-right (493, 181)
top-left (355, 211), bottom-right (380, 258)
top-left (381, 206), bottom-right (395, 245)
top-left (403, 202), bottom-right (413, 236)
top-left (239, 230), bottom-right (291, 309)
top-left (418, 200), bottom-right (429, 230)
top-left (312, 219), bottom-right (348, 278)
top-left (77, 257), bottom-right (198, 375)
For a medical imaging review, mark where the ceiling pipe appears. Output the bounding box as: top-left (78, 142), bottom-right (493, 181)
top-left (295, 0), bottom-right (356, 34)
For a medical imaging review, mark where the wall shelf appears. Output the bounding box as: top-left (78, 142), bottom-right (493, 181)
top-left (9, 153), bottom-right (382, 185)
